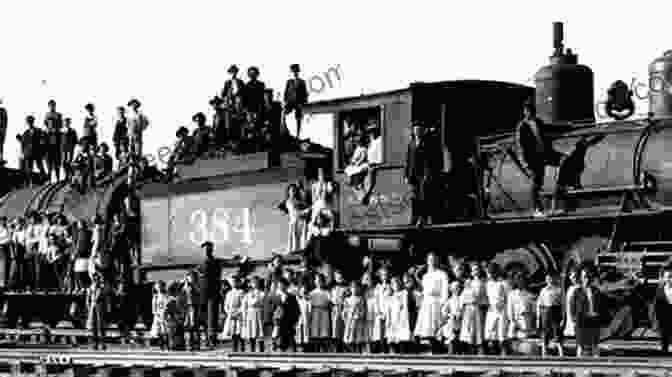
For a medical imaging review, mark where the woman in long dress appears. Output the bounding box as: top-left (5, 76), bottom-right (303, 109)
top-left (563, 268), bottom-right (579, 338)
top-left (414, 252), bottom-right (450, 353)
top-left (460, 263), bottom-right (488, 354)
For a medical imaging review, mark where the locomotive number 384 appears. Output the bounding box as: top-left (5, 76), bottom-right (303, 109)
top-left (188, 208), bottom-right (253, 247)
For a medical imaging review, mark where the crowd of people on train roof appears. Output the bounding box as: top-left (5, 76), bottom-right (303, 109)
top-left (0, 63), bottom-right (309, 187)
top-left (140, 245), bottom-right (615, 357)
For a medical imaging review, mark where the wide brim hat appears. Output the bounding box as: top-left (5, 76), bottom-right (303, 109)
top-left (127, 98), bottom-right (141, 108)
top-left (227, 64), bottom-right (239, 74)
top-left (176, 126), bottom-right (189, 137)
top-left (290, 64), bottom-right (300, 72)
top-left (201, 241), bottom-right (214, 248)
top-left (247, 66), bottom-right (260, 75)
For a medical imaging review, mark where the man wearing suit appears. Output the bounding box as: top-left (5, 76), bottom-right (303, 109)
top-left (0, 99), bottom-right (7, 164)
top-left (516, 99), bottom-right (566, 217)
top-left (198, 241), bottom-right (222, 348)
top-left (568, 266), bottom-right (603, 357)
top-left (274, 277), bottom-right (300, 351)
top-left (655, 268), bottom-right (672, 353)
top-left (243, 66), bottom-right (266, 121)
top-left (404, 121), bottom-right (444, 226)
top-left (19, 115), bottom-right (45, 185)
top-left (221, 65), bottom-right (245, 107)
top-left (283, 64), bottom-right (309, 140)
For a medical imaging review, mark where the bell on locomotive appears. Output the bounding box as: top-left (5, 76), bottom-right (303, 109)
top-left (534, 22), bottom-right (595, 125)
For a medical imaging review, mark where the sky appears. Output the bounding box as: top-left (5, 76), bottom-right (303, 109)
top-left (1, 0), bottom-right (670, 169)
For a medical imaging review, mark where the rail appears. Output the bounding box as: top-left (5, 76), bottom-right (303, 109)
top-left (0, 350), bottom-right (671, 376)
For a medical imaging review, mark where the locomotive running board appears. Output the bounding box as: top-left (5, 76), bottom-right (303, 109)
top-left (338, 208), bottom-right (669, 237)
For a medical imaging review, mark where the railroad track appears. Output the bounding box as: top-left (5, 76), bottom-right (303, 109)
top-left (0, 350), bottom-right (671, 377)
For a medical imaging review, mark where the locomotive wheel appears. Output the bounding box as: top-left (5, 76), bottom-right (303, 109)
top-left (492, 242), bottom-right (558, 282)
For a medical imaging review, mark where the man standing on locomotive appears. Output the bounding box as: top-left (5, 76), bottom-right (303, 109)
top-left (515, 99), bottom-right (565, 217)
top-left (404, 121), bottom-right (444, 226)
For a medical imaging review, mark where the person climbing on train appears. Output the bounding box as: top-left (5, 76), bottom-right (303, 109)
top-left (283, 64), bottom-right (309, 140)
top-left (515, 99), bottom-right (566, 218)
top-left (43, 100), bottom-right (63, 182)
top-left (404, 121), bottom-right (444, 226)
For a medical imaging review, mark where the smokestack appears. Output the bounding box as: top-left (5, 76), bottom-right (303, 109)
top-left (553, 22), bottom-right (564, 55)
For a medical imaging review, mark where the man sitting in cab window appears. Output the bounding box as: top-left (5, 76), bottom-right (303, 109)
top-left (515, 99), bottom-right (565, 218)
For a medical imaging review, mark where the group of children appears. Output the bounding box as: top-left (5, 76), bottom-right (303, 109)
top-left (146, 253), bottom-right (585, 356)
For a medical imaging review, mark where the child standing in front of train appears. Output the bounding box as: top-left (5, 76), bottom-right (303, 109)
top-left (438, 281), bottom-right (463, 355)
top-left (242, 276), bottom-right (266, 352)
top-left (150, 280), bottom-right (169, 350)
top-left (222, 276), bottom-right (246, 352)
top-left (386, 276), bottom-right (412, 354)
top-left (295, 284), bottom-right (311, 352)
top-left (330, 269), bottom-right (348, 352)
top-left (484, 264), bottom-right (509, 355)
top-left (537, 272), bottom-right (564, 357)
top-left (343, 280), bottom-right (367, 353)
top-left (309, 274), bottom-right (332, 352)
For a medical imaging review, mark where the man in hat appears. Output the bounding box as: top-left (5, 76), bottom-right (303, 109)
top-left (243, 66), bottom-right (266, 122)
top-left (167, 126), bottom-right (194, 174)
top-left (404, 120), bottom-right (444, 226)
top-left (198, 241), bottom-right (222, 347)
top-left (283, 64), bottom-right (308, 140)
top-left (515, 99), bottom-right (565, 217)
top-left (192, 112), bottom-right (213, 156)
top-left (0, 98), bottom-right (7, 164)
top-left (126, 98), bottom-right (149, 158)
top-left (113, 106), bottom-right (129, 161)
top-left (221, 65), bottom-right (245, 108)
top-left (209, 96), bottom-right (228, 146)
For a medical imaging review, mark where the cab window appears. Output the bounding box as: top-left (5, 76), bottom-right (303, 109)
top-left (338, 107), bottom-right (382, 170)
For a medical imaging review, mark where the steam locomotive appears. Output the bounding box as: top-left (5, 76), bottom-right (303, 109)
top-left (0, 21), bottom-right (671, 340)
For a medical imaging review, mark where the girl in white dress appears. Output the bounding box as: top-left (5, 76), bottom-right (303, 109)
top-left (242, 277), bottom-right (266, 352)
top-left (295, 284), bottom-right (311, 351)
top-left (372, 267), bottom-right (392, 353)
top-left (222, 277), bottom-right (246, 351)
top-left (506, 275), bottom-right (536, 341)
top-left (279, 184), bottom-right (309, 253)
top-left (386, 276), bottom-right (413, 353)
top-left (343, 280), bottom-right (368, 352)
top-left (309, 274), bottom-right (332, 351)
top-left (414, 252), bottom-right (450, 353)
top-left (330, 269), bottom-right (348, 352)
top-left (150, 280), bottom-right (169, 349)
top-left (563, 268), bottom-right (579, 338)
top-left (460, 263), bottom-right (487, 354)
top-left (484, 264), bottom-right (509, 355)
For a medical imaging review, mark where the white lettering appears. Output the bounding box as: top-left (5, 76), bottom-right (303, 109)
top-left (189, 208), bottom-right (254, 247)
